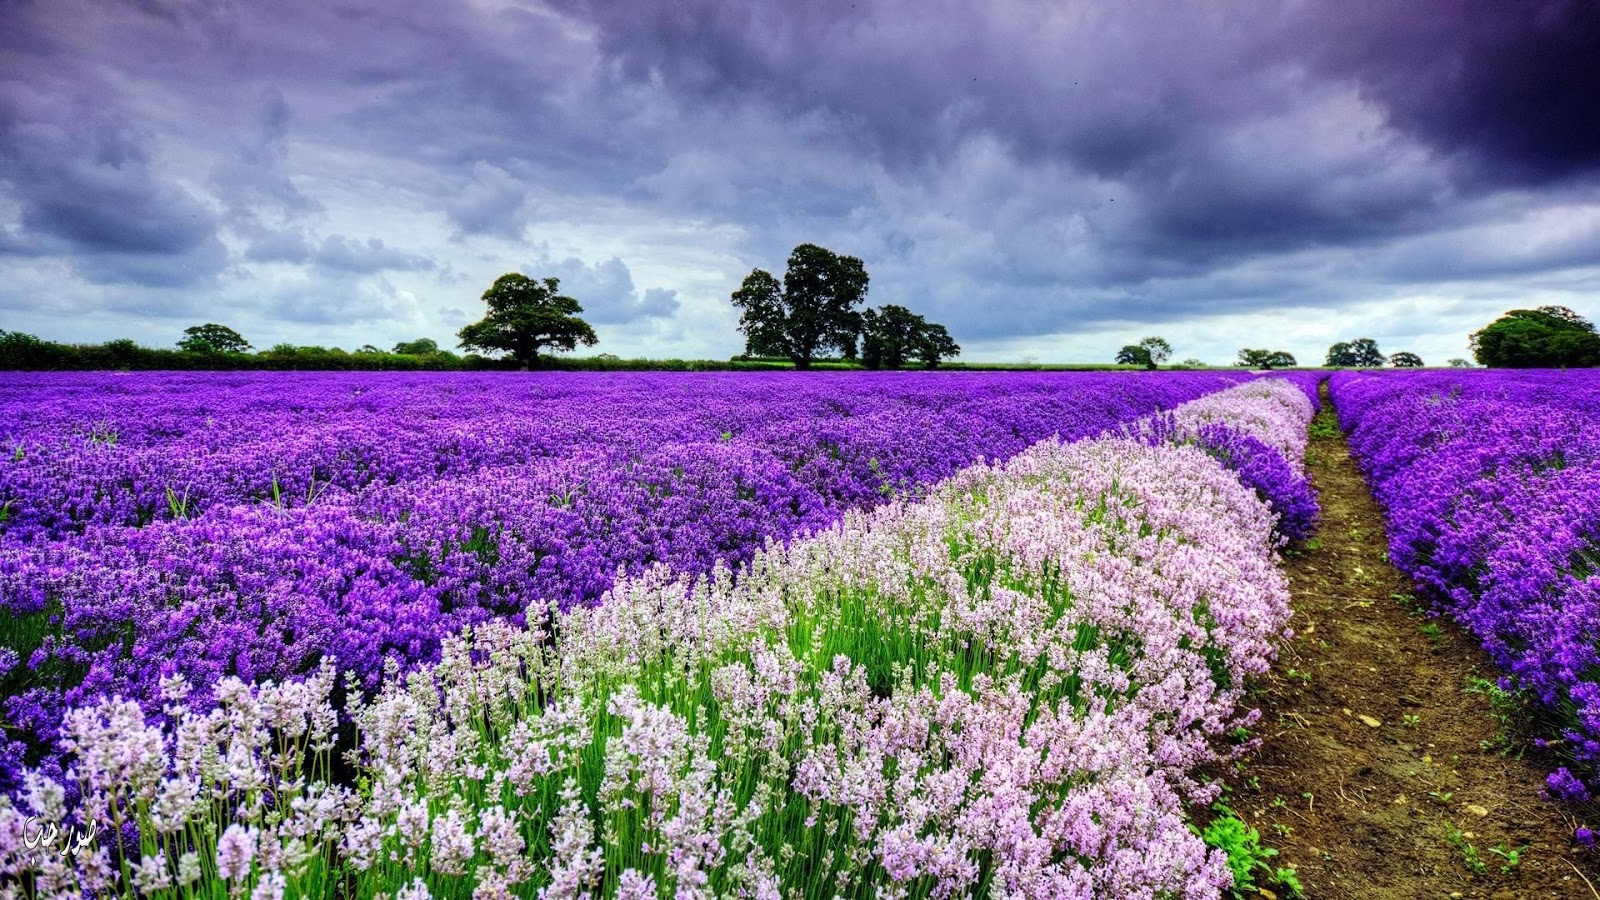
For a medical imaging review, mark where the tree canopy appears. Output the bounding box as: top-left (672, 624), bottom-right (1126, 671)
top-left (177, 324), bottom-right (251, 354)
top-left (1388, 351), bottom-right (1424, 368)
top-left (730, 244), bottom-right (869, 370)
top-left (861, 305), bottom-right (961, 369)
top-left (458, 274), bottom-right (598, 369)
top-left (1471, 306), bottom-right (1600, 368)
top-left (1115, 345), bottom-right (1153, 368)
top-left (1235, 348), bottom-right (1296, 369)
top-left (393, 338), bottom-right (440, 355)
top-left (913, 322), bottom-right (960, 369)
top-left (1114, 336), bottom-right (1172, 370)
top-left (1325, 338), bottom-right (1385, 367)
top-left (1138, 336), bottom-right (1172, 366)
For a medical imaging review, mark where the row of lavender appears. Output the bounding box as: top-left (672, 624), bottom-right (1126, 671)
top-left (0, 371), bottom-right (1264, 543)
top-left (1, 371), bottom-right (1298, 788)
top-left (1, 379), bottom-right (1317, 899)
top-left (1332, 370), bottom-right (1600, 801)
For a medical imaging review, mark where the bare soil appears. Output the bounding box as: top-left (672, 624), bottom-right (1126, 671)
top-left (1223, 391), bottom-right (1599, 899)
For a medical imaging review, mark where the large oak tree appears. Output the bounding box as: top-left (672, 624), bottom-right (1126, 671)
top-left (1471, 306), bottom-right (1600, 368)
top-left (731, 244), bottom-right (868, 369)
top-left (458, 273), bottom-right (598, 369)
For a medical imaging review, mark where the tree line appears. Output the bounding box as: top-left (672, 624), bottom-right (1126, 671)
top-left (730, 244), bottom-right (959, 370)
top-left (2, 243), bottom-right (1596, 370)
top-left (1115, 306), bottom-right (1600, 371)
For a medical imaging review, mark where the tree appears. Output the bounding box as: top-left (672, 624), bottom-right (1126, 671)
top-left (393, 338), bottom-right (440, 355)
top-left (861, 305), bottom-right (922, 369)
top-left (1178, 358), bottom-right (1206, 368)
top-left (178, 324), bottom-right (251, 354)
top-left (860, 305), bottom-right (961, 369)
top-left (914, 323), bottom-right (960, 369)
top-left (1235, 348), bottom-right (1296, 369)
top-left (458, 274), bottom-right (598, 369)
top-left (1115, 345), bottom-right (1154, 368)
top-left (1325, 338), bottom-right (1384, 367)
top-left (1448, 358), bottom-right (1474, 368)
top-left (730, 244), bottom-right (869, 370)
top-left (1138, 336), bottom-right (1173, 367)
top-left (1389, 351), bottom-right (1424, 368)
top-left (1471, 306), bottom-right (1600, 368)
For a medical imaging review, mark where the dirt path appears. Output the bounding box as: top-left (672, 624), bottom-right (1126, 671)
top-left (1225, 391), bottom-right (1598, 899)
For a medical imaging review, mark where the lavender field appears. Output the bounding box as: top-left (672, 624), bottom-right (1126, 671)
top-left (0, 371), bottom-right (1322, 898)
top-left (1334, 370), bottom-right (1600, 808)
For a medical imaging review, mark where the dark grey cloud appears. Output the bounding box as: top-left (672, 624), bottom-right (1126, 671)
top-left (242, 228), bottom-right (313, 264)
top-left (311, 236), bottom-right (434, 274)
top-left (211, 89), bottom-right (321, 224)
top-left (541, 256), bottom-right (680, 324)
top-left (0, 0), bottom-right (1595, 360)
top-left (557, 0), bottom-right (1597, 276)
top-left (444, 162), bottom-right (529, 240)
top-left (0, 88), bottom-right (228, 286)
top-left (1298, 0), bottom-right (1600, 185)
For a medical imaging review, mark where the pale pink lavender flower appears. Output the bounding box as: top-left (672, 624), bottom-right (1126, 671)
top-left (429, 806), bottom-right (475, 877)
top-left (395, 878), bottom-right (435, 900)
top-left (615, 869), bottom-right (658, 900)
top-left (251, 871), bottom-right (287, 900)
top-left (215, 822), bottom-right (257, 881)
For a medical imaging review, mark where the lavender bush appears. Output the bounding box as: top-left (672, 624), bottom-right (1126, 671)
top-left (1128, 379), bottom-right (1320, 542)
top-left (1333, 369), bottom-right (1600, 798)
top-left (0, 378), bottom-right (1313, 899)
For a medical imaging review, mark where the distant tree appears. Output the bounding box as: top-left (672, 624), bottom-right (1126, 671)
top-left (1138, 336), bottom-right (1173, 367)
top-left (861, 306), bottom-right (921, 369)
top-left (914, 322), bottom-right (960, 369)
top-left (102, 338), bottom-right (140, 366)
top-left (1178, 357), bottom-right (1207, 368)
top-left (1325, 338), bottom-right (1384, 368)
top-left (1471, 306), bottom-right (1600, 368)
top-left (458, 273), bottom-right (598, 369)
top-left (860, 305), bottom-right (960, 369)
top-left (356, 344), bottom-right (383, 354)
top-left (0, 330), bottom-right (59, 369)
top-left (1236, 348), bottom-right (1297, 369)
top-left (393, 337), bottom-right (440, 355)
top-left (1448, 357), bottom-right (1474, 368)
top-left (1115, 345), bottom-right (1154, 368)
top-left (178, 324), bottom-right (251, 354)
top-left (730, 243), bottom-right (869, 370)
top-left (1389, 351), bottom-right (1424, 368)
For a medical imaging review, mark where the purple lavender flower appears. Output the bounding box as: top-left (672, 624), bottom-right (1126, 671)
top-left (2, 370), bottom-right (1273, 776)
top-left (1334, 368), bottom-right (1600, 793)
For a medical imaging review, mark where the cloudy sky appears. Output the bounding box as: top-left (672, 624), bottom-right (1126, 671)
top-left (2, 0), bottom-right (1597, 364)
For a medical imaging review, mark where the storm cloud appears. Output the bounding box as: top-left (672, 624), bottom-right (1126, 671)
top-left (1, 0), bottom-right (1596, 362)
